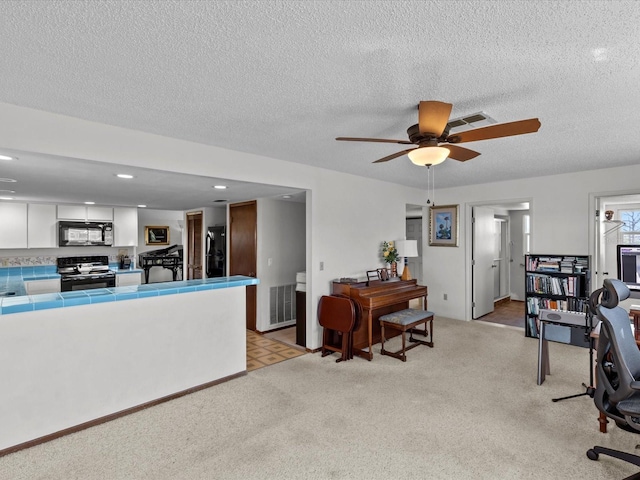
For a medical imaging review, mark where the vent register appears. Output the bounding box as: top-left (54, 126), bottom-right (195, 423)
top-left (269, 284), bottom-right (296, 325)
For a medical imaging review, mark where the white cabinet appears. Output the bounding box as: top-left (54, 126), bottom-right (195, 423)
top-left (113, 207), bottom-right (138, 246)
top-left (28, 204), bottom-right (58, 248)
top-left (24, 279), bottom-right (61, 295)
top-left (116, 273), bottom-right (142, 287)
top-left (57, 205), bottom-right (113, 221)
top-left (88, 206), bottom-right (113, 221)
top-left (0, 202), bottom-right (28, 248)
top-left (57, 205), bottom-right (87, 220)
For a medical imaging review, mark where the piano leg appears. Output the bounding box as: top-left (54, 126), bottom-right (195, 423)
top-left (144, 268), bottom-right (151, 284)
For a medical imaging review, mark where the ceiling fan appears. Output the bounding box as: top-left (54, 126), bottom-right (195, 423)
top-left (336, 101), bottom-right (541, 166)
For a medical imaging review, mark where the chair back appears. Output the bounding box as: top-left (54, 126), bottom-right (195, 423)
top-left (593, 279), bottom-right (640, 428)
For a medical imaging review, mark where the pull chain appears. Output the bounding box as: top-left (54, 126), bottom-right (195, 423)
top-left (426, 165), bottom-right (435, 206)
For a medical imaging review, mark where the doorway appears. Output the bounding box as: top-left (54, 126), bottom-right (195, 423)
top-left (406, 204), bottom-right (424, 285)
top-left (186, 211), bottom-right (203, 280)
top-left (471, 201), bottom-right (531, 325)
top-left (593, 192), bottom-right (640, 306)
top-left (229, 200), bottom-right (257, 331)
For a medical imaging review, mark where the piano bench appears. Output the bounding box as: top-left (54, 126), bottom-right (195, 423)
top-left (379, 309), bottom-right (434, 362)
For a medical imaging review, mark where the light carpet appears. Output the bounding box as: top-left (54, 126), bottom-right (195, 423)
top-left (1, 317), bottom-right (638, 479)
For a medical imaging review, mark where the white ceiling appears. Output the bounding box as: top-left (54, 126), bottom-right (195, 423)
top-left (0, 0), bottom-right (639, 209)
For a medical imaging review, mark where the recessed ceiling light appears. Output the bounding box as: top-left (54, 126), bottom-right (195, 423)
top-left (84, 201), bottom-right (95, 205)
top-left (0, 155), bottom-right (16, 161)
top-left (213, 185), bottom-right (227, 190)
top-left (282, 195), bottom-right (292, 199)
top-left (137, 204), bottom-right (147, 208)
top-left (0, 178), bottom-right (17, 183)
top-left (0, 196), bottom-right (14, 200)
top-left (0, 189), bottom-right (15, 193)
top-left (116, 174), bottom-right (134, 179)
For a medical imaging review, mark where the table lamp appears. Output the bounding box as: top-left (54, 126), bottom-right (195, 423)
top-left (396, 239), bottom-right (419, 281)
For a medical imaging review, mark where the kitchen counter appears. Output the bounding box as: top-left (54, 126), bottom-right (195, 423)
top-left (0, 274), bottom-right (257, 315)
top-left (0, 273), bottom-right (258, 453)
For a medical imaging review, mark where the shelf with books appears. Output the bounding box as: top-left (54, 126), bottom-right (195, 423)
top-left (525, 254), bottom-right (590, 347)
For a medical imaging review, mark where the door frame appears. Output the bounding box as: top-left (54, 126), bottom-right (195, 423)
top-left (589, 188), bottom-right (640, 295)
top-left (465, 197), bottom-right (534, 321)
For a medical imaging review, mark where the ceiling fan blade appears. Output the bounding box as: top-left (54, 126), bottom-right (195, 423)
top-left (336, 137), bottom-right (413, 145)
top-left (418, 101), bottom-right (453, 137)
top-left (373, 148), bottom-right (416, 163)
top-left (443, 144), bottom-right (481, 162)
top-left (445, 118), bottom-right (541, 144)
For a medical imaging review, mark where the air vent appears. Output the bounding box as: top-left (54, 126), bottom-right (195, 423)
top-left (448, 111), bottom-right (496, 131)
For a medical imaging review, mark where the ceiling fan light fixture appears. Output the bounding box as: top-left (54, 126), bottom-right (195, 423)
top-left (408, 146), bottom-right (449, 166)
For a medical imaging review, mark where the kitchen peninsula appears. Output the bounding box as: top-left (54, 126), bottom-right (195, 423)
top-left (0, 274), bottom-right (258, 454)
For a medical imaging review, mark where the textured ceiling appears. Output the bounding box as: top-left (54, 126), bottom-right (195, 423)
top-left (0, 0), bottom-right (639, 207)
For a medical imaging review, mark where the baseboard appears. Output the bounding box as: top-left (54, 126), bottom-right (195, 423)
top-left (0, 371), bottom-right (247, 458)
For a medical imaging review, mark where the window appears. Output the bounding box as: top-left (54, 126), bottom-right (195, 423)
top-left (620, 210), bottom-right (640, 244)
top-left (523, 214), bottom-right (530, 255)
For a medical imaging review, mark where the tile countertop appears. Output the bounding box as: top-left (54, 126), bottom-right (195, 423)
top-left (0, 275), bottom-right (259, 315)
top-left (0, 265), bottom-right (144, 297)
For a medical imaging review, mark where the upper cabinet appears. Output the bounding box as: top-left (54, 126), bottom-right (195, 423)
top-left (0, 202), bottom-right (28, 249)
top-left (57, 205), bottom-right (113, 221)
top-left (28, 204), bottom-right (57, 248)
top-left (113, 207), bottom-right (138, 246)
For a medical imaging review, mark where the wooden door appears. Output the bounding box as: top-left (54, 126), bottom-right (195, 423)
top-left (229, 201), bottom-right (257, 331)
top-left (187, 211), bottom-right (203, 280)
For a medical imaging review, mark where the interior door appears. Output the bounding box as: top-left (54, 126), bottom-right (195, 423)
top-left (229, 201), bottom-right (257, 331)
top-left (473, 206), bottom-right (495, 318)
top-left (187, 211), bottom-right (203, 280)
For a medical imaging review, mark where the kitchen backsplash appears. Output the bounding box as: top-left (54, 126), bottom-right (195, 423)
top-left (0, 255), bottom-right (125, 267)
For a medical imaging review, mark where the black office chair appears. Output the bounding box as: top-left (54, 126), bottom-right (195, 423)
top-left (587, 278), bottom-right (640, 478)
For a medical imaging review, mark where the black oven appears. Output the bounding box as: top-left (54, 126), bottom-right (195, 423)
top-left (57, 255), bottom-right (116, 292)
top-left (60, 272), bottom-right (116, 292)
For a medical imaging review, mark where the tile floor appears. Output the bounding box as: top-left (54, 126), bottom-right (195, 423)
top-left (246, 329), bottom-right (306, 372)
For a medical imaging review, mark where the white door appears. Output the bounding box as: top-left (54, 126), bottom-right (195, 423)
top-left (406, 217), bottom-right (423, 285)
top-left (473, 206), bottom-right (495, 318)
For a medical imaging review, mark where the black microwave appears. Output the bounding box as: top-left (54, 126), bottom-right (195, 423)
top-left (58, 221), bottom-right (114, 247)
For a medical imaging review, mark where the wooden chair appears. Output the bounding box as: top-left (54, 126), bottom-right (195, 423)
top-left (379, 308), bottom-right (434, 362)
top-left (318, 295), bottom-right (358, 362)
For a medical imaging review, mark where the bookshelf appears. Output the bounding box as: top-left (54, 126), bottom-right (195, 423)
top-left (525, 254), bottom-right (591, 347)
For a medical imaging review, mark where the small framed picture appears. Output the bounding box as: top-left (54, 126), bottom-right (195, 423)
top-left (145, 226), bottom-right (170, 246)
top-left (429, 205), bottom-right (459, 247)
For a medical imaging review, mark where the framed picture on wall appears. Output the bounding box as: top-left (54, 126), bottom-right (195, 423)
top-left (429, 205), bottom-right (459, 247)
top-left (145, 226), bottom-right (170, 246)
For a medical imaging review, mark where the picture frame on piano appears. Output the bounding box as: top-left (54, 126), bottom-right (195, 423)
top-left (429, 204), bottom-right (459, 247)
top-left (145, 226), bottom-right (170, 246)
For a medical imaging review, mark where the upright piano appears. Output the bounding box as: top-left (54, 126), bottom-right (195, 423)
top-left (138, 244), bottom-right (184, 284)
top-left (332, 278), bottom-right (428, 360)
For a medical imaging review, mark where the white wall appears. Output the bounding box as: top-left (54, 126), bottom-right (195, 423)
top-left (427, 165), bottom-right (640, 322)
top-left (0, 103), bottom-right (427, 350)
top-left (256, 198), bottom-right (306, 331)
top-left (7, 103), bottom-right (640, 346)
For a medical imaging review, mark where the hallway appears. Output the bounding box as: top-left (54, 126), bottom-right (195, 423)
top-left (476, 299), bottom-right (525, 329)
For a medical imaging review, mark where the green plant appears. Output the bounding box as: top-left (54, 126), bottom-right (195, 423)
top-left (381, 241), bottom-right (399, 264)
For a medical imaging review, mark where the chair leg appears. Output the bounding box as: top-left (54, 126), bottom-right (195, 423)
top-left (588, 445), bottom-right (640, 477)
top-left (321, 328), bottom-right (330, 357)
